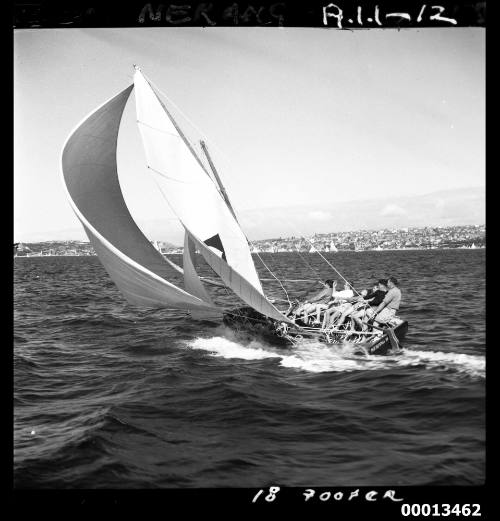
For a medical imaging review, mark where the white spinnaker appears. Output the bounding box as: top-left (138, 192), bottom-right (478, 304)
top-left (187, 230), bottom-right (295, 325)
top-left (133, 70), bottom-right (263, 293)
top-left (61, 85), bottom-right (216, 311)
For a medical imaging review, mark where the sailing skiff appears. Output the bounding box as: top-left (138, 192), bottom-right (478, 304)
top-left (61, 66), bottom-right (408, 356)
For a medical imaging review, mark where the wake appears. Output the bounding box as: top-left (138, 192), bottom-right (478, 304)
top-left (187, 335), bottom-right (485, 378)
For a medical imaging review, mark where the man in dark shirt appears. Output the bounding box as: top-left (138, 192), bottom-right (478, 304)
top-left (351, 279), bottom-right (388, 330)
top-left (372, 276), bottom-right (402, 324)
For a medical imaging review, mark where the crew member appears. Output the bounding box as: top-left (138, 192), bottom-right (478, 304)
top-left (371, 276), bottom-right (401, 325)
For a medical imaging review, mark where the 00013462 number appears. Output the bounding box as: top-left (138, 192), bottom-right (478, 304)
top-left (401, 504), bottom-right (481, 517)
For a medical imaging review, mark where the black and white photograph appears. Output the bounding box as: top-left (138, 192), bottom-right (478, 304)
top-left (14, 1), bottom-right (485, 503)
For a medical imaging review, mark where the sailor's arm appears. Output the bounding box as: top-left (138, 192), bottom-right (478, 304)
top-left (311, 287), bottom-right (330, 303)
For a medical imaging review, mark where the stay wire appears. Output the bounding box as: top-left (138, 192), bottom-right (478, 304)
top-left (252, 248), bottom-right (291, 305)
top-left (274, 215), bottom-right (363, 298)
top-left (145, 72), bottom-right (358, 298)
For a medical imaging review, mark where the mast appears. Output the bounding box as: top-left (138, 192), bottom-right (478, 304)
top-left (199, 140), bottom-right (238, 222)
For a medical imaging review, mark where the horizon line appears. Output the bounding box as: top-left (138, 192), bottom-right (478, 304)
top-left (15, 222), bottom-right (486, 244)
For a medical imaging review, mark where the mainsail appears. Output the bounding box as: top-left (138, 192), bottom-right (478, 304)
top-left (60, 85), bottom-right (215, 311)
top-left (133, 70), bottom-right (263, 292)
top-left (133, 69), bottom-right (293, 325)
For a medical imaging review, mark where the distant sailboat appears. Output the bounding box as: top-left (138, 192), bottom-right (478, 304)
top-left (329, 241), bottom-right (338, 253)
top-left (60, 66), bottom-right (407, 354)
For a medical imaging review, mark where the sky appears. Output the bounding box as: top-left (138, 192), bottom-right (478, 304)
top-left (14, 27), bottom-right (485, 243)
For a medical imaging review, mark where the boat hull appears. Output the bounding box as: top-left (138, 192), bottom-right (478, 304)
top-left (222, 307), bottom-right (408, 355)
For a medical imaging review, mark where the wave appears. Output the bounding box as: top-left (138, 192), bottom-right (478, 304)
top-left (187, 336), bottom-right (485, 378)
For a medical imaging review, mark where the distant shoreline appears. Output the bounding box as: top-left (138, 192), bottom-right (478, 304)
top-left (14, 247), bottom-right (486, 259)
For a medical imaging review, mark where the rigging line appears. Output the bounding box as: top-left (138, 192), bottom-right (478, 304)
top-left (146, 75), bottom-right (221, 158)
top-left (274, 215), bottom-right (362, 297)
top-left (144, 76), bottom-right (340, 289)
top-left (151, 175), bottom-right (234, 308)
top-left (139, 115), bottom-right (224, 202)
top-left (144, 75), bottom-right (271, 276)
top-left (147, 162), bottom-right (265, 314)
top-left (175, 124), bottom-right (346, 292)
top-left (250, 241), bottom-right (289, 284)
top-left (259, 278), bottom-right (319, 283)
top-left (252, 249), bottom-right (291, 305)
top-left (293, 245), bottom-right (323, 281)
top-left (141, 73), bottom-right (214, 181)
top-left (144, 74), bottom-right (238, 205)
top-left (143, 73), bottom-right (351, 299)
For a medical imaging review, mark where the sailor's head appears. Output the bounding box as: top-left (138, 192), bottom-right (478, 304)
top-left (387, 277), bottom-right (398, 288)
top-left (360, 289), bottom-right (368, 297)
top-left (378, 279), bottom-right (388, 291)
top-left (324, 279), bottom-right (335, 288)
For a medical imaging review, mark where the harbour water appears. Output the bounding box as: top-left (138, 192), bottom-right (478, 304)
top-left (14, 250), bottom-right (485, 488)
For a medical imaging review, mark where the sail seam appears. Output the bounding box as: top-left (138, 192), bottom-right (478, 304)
top-left (137, 119), bottom-right (181, 138)
top-left (147, 166), bottom-right (189, 184)
top-left (139, 72), bottom-right (213, 179)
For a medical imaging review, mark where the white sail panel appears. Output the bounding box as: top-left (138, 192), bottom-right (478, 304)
top-left (187, 230), bottom-right (295, 325)
top-left (61, 85), bottom-right (216, 311)
top-left (85, 222), bottom-right (215, 310)
top-left (133, 70), bottom-right (263, 293)
top-left (183, 233), bottom-right (223, 320)
top-left (183, 233), bottom-right (214, 304)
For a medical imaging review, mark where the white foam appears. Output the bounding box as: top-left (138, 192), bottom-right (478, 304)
top-left (186, 336), bottom-right (485, 377)
top-left (393, 349), bottom-right (485, 378)
top-left (188, 336), bottom-right (282, 361)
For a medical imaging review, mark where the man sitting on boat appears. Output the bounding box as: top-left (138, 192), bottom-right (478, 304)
top-left (370, 277), bottom-right (401, 325)
top-left (351, 279), bottom-right (388, 330)
top-left (319, 280), bottom-right (355, 327)
top-left (293, 279), bottom-right (336, 323)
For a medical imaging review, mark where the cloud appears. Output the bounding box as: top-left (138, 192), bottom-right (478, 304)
top-left (380, 204), bottom-right (407, 216)
top-left (307, 210), bottom-right (333, 221)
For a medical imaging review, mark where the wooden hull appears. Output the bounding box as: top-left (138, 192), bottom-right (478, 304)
top-left (222, 307), bottom-right (408, 355)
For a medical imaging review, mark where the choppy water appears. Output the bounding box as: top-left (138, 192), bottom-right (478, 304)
top-left (14, 250), bottom-right (485, 488)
